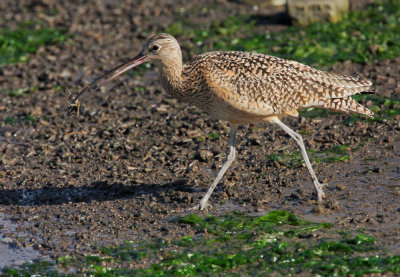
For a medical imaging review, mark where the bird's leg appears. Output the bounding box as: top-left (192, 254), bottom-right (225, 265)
top-left (193, 124), bottom-right (238, 210)
top-left (272, 118), bottom-right (326, 201)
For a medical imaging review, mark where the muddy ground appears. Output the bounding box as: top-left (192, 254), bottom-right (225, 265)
top-left (0, 0), bottom-right (399, 268)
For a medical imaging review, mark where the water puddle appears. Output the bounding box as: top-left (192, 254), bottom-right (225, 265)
top-left (0, 214), bottom-right (48, 269)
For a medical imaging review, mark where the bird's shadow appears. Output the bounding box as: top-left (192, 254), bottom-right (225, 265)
top-left (0, 179), bottom-right (193, 207)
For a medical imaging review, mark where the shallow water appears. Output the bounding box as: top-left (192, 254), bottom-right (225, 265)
top-left (0, 215), bottom-right (48, 268)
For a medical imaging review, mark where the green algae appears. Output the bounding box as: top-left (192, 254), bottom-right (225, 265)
top-left (1, 86), bottom-right (38, 98)
top-left (168, 0), bottom-right (400, 67)
top-left (0, 22), bottom-right (68, 65)
top-left (344, 95), bottom-right (400, 125)
top-left (3, 211), bottom-right (400, 276)
top-left (267, 145), bottom-right (350, 167)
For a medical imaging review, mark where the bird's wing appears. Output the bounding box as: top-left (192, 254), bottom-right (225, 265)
top-left (198, 51), bottom-right (372, 116)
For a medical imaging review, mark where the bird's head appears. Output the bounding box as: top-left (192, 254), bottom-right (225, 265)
top-left (140, 33), bottom-right (181, 65)
top-left (90, 33), bottom-right (181, 86)
top-left (67, 33), bottom-right (182, 116)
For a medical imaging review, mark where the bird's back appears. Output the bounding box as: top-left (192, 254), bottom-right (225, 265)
top-left (182, 51), bottom-right (373, 122)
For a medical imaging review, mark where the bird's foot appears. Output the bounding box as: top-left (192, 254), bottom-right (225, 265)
top-left (315, 183), bottom-right (327, 202)
top-left (312, 178), bottom-right (327, 202)
top-left (189, 199), bottom-right (209, 211)
top-left (188, 204), bottom-right (201, 211)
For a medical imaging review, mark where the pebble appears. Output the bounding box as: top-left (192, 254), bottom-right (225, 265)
top-left (1, 237), bottom-right (13, 244)
top-left (336, 183), bottom-right (346, 191)
top-left (198, 149), bottom-right (214, 162)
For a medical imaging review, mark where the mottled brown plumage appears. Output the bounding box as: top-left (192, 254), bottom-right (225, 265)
top-left (70, 33), bottom-right (374, 210)
top-left (157, 42), bottom-right (373, 122)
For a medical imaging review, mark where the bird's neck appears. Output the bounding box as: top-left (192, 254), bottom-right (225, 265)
top-left (158, 56), bottom-right (185, 98)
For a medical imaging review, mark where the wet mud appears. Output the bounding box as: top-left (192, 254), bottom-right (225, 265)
top-left (0, 0), bottom-right (399, 267)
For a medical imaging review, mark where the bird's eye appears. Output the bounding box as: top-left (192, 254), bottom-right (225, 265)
top-left (152, 45), bottom-right (160, 51)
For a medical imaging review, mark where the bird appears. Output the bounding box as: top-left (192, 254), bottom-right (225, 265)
top-left (68, 33), bottom-right (374, 210)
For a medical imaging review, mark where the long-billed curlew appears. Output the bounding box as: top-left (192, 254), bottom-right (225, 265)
top-left (68, 33), bottom-right (374, 210)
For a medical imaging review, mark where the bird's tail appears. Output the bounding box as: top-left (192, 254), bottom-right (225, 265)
top-left (302, 72), bottom-right (375, 117)
top-left (322, 96), bottom-right (374, 117)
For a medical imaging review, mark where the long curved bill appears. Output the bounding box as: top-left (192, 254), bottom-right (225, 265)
top-left (70, 53), bottom-right (147, 103)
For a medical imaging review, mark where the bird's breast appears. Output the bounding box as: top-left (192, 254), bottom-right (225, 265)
top-left (182, 88), bottom-right (271, 124)
top-left (160, 63), bottom-right (275, 124)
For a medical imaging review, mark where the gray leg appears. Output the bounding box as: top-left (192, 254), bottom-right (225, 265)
top-left (272, 118), bottom-right (325, 201)
top-left (194, 124), bottom-right (238, 210)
